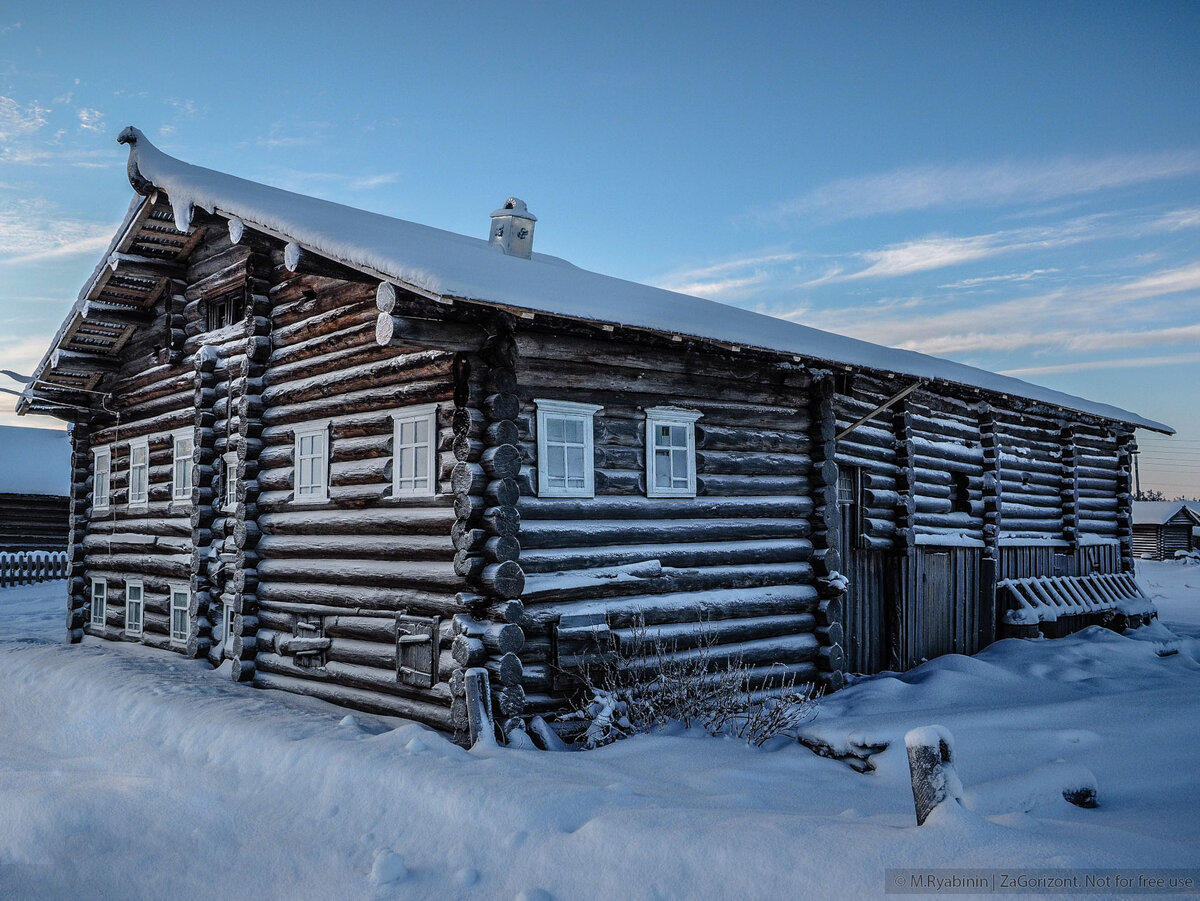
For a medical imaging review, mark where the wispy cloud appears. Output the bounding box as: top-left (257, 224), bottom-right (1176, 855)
top-left (349, 173), bottom-right (399, 190)
top-left (654, 251), bottom-right (803, 299)
top-left (800, 260), bottom-right (1200, 358)
top-left (0, 200), bottom-right (116, 262)
top-left (76, 107), bottom-right (104, 132)
top-left (1000, 351), bottom-right (1200, 377)
top-left (767, 151), bottom-right (1200, 222)
top-left (0, 23), bottom-right (20, 36)
top-left (939, 269), bottom-right (1059, 290)
top-left (0, 95), bottom-right (49, 141)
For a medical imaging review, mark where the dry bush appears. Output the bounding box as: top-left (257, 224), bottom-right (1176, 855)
top-left (558, 615), bottom-right (822, 749)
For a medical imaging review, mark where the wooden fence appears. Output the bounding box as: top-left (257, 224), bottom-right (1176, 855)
top-left (0, 550), bottom-right (70, 587)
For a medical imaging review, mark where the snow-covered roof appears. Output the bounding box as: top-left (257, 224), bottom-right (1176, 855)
top-left (0, 425), bottom-right (71, 496)
top-left (25, 128), bottom-right (1174, 434)
top-left (1132, 501), bottom-right (1200, 526)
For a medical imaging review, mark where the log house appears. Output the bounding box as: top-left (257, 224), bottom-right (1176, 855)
top-left (17, 129), bottom-right (1173, 739)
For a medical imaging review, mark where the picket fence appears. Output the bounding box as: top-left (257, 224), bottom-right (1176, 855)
top-left (0, 550), bottom-right (70, 588)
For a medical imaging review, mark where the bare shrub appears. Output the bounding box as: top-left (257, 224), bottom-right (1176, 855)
top-left (557, 614), bottom-right (822, 749)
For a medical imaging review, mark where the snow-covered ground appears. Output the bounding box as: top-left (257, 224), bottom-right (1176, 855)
top-left (1, 562), bottom-right (1199, 900)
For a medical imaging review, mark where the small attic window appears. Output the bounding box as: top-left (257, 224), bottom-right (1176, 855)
top-left (207, 292), bottom-right (238, 331)
top-left (950, 471), bottom-right (971, 515)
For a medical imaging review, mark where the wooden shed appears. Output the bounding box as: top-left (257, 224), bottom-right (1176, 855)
top-left (0, 425), bottom-right (71, 553)
top-left (1132, 501), bottom-right (1200, 560)
top-left (17, 129), bottom-right (1173, 738)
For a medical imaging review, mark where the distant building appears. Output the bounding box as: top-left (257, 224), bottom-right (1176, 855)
top-left (1132, 501), bottom-right (1200, 559)
top-left (0, 425), bottom-right (71, 552)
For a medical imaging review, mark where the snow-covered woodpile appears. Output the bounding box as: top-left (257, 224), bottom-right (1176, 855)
top-left (15, 130), bottom-right (1172, 741)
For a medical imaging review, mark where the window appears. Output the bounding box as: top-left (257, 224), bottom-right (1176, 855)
top-left (645, 407), bottom-right (702, 498)
top-left (128, 437), bottom-right (149, 507)
top-left (223, 451), bottom-right (239, 510)
top-left (837, 464), bottom-right (864, 546)
top-left (125, 580), bottom-right (144, 638)
top-left (90, 578), bottom-right (107, 629)
top-left (206, 292), bottom-right (237, 331)
top-left (93, 445), bottom-right (111, 511)
top-left (293, 421), bottom-right (331, 502)
top-left (172, 430), bottom-right (194, 502)
top-left (222, 602), bottom-right (236, 646)
top-left (392, 404), bottom-right (438, 497)
top-left (535, 399), bottom-right (602, 498)
top-left (170, 585), bottom-right (190, 646)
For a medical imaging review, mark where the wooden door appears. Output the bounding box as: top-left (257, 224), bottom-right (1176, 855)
top-left (920, 552), bottom-right (955, 661)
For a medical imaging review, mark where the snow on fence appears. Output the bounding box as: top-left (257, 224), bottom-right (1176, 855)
top-left (0, 550), bottom-right (70, 588)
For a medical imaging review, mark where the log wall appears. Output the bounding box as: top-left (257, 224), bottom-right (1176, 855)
top-left (510, 331), bottom-right (839, 713)
top-left (0, 493), bottom-right (70, 552)
top-left (250, 273), bottom-right (468, 733)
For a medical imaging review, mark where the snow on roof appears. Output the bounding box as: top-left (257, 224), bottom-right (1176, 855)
top-left (0, 425), bottom-right (71, 496)
top-left (104, 128), bottom-right (1172, 433)
top-left (1132, 501), bottom-right (1200, 526)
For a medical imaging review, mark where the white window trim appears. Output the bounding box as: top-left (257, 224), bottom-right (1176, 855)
top-left (125, 579), bottom-right (144, 638)
top-left (90, 577), bottom-right (107, 629)
top-left (127, 436), bottom-right (150, 508)
top-left (293, 419), bottom-right (332, 503)
top-left (391, 403), bottom-right (440, 498)
top-left (644, 406), bottom-right (702, 499)
top-left (171, 428), bottom-right (195, 503)
top-left (92, 445), bottom-right (111, 511)
top-left (223, 451), bottom-right (239, 511)
top-left (535, 398), bottom-right (603, 498)
top-left (169, 583), bottom-right (190, 647)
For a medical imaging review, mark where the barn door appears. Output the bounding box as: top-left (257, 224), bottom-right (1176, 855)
top-left (919, 552), bottom-right (955, 661)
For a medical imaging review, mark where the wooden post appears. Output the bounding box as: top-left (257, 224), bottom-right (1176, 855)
top-left (464, 667), bottom-right (496, 747)
top-left (905, 725), bottom-right (962, 825)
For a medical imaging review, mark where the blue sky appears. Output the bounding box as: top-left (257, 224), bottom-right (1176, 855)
top-left (1, 1), bottom-right (1197, 496)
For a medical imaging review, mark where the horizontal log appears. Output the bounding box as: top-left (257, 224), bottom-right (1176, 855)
top-left (253, 671), bottom-right (453, 731)
top-left (522, 561), bottom-right (811, 606)
top-left (256, 558), bottom-right (461, 590)
top-left (375, 313), bottom-right (487, 352)
top-left (257, 507), bottom-right (455, 536)
top-left (524, 584), bottom-right (820, 629)
top-left (255, 533), bottom-right (451, 560)
top-left (517, 494), bottom-right (811, 522)
top-left (518, 516), bottom-right (809, 550)
top-left (256, 582), bottom-right (465, 617)
top-left (611, 612), bottom-right (816, 653)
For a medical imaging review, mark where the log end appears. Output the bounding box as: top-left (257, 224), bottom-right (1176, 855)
top-left (375, 311), bottom-right (395, 347)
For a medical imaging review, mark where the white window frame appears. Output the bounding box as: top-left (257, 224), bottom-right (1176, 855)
top-left (644, 407), bottom-right (702, 498)
top-left (172, 429), bottom-right (195, 502)
top-left (125, 579), bottom-right (144, 638)
top-left (535, 398), bottom-right (603, 498)
top-left (223, 451), bottom-right (239, 511)
top-left (293, 420), bottom-right (332, 503)
top-left (90, 578), bottom-right (107, 629)
top-left (92, 445), bottom-right (111, 511)
top-left (391, 403), bottom-right (439, 498)
top-left (169, 583), bottom-right (190, 646)
top-left (127, 436), bottom-right (149, 508)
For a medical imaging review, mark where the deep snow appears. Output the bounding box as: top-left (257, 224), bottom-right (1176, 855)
top-left (1, 562), bottom-right (1198, 900)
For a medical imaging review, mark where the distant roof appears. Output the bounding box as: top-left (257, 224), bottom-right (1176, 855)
top-left (22, 128), bottom-right (1174, 434)
top-left (0, 426), bottom-right (70, 496)
top-left (1132, 501), bottom-right (1200, 526)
